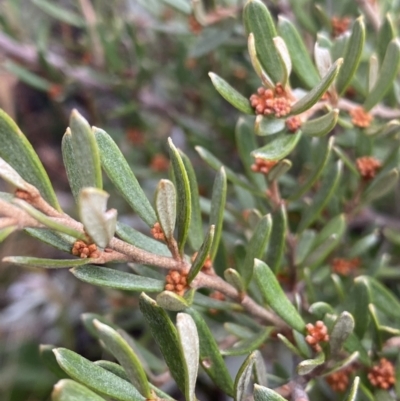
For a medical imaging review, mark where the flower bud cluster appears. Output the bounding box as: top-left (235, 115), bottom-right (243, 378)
top-left (72, 240), bottom-right (100, 259)
top-left (165, 270), bottom-right (189, 296)
top-left (305, 321), bottom-right (329, 352)
top-left (250, 84), bottom-right (291, 118)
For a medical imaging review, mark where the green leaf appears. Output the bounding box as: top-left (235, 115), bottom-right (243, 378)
top-left (160, 0), bottom-right (191, 14)
top-left (53, 348), bottom-right (145, 401)
top-left (277, 334), bottom-right (303, 357)
top-left (0, 157), bottom-right (37, 191)
top-left (277, 16), bottom-right (320, 89)
top-left (268, 159), bottom-right (292, 181)
top-left (297, 160), bottom-right (342, 233)
top-left (329, 312), bottom-right (355, 357)
top-left (188, 225), bottom-right (214, 284)
top-left (93, 127), bottom-right (156, 227)
top-left (323, 352), bottom-right (359, 377)
top-left (243, 0), bottom-right (284, 84)
top-left (364, 40), bottom-right (400, 110)
top-left (0, 226), bottom-right (16, 243)
top-left (273, 36), bottom-right (291, 86)
top-left (32, 0), bottom-right (85, 27)
top-left (93, 320), bottom-right (150, 398)
top-left (177, 313), bottom-right (199, 401)
top-left (168, 139), bottom-right (191, 253)
top-left (156, 291), bottom-right (189, 311)
top-left (26, 228), bottom-right (74, 253)
top-left (115, 222), bottom-right (170, 257)
top-left (336, 17), bottom-right (365, 95)
top-left (155, 179), bottom-right (176, 242)
top-left (71, 266), bottom-right (164, 292)
top-left (180, 152), bottom-right (203, 250)
top-left (352, 278), bottom-right (371, 339)
top-left (186, 308), bottom-right (233, 395)
top-left (253, 384), bottom-right (288, 401)
top-left (224, 268), bottom-right (245, 294)
top-left (255, 117), bottom-right (286, 137)
top-left (266, 205), bottom-right (287, 272)
top-left (291, 59), bottom-right (343, 115)
top-left (295, 230), bottom-right (316, 265)
top-left (234, 351), bottom-right (259, 401)
top-left (362, 168), bottom-right (399, 203)
top-left (302, 109), bottom-right (339, 137)
top-left (222, 327), bottom-right (272, 356)
top-left (344, 377), bottom-right (360, 401)
top-left (51, 379), bottom-right (107, 401)
top-left (242, 214), bottom-right (272, 287)
top-left (63, 110), bottom-right (102, 201)
top-left (333, 146), bottom-right (359, 176)
top-left (348, 231), bottom-right (379, 258)
top-left (253, 351), bottom-right (268, 386)
top-left (0, 109), bottom-right (60, 209)
top-left (79, 188), bottom-right (117, 248)
top-left (40, 345), bottom-right (69, 379)
top-left (251, 131), bottom-right (302, 161)
top-left (297, 352), bottom-right (325, 375)
top-left (139, 293), bottom-right (186, 394)
top-left (3, 256), bottom-right (92, 269)
top-left (208, 73), bottom-right (254, 114)
top-left (378, 14), bottom-right (396, 64)
top-left (254, 259), bottom-right (305, 332)
top-left (209, 168), bottom-right (227, 261)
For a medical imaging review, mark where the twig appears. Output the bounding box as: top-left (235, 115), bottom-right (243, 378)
top-left (354, 0), bottom-right (380, 32)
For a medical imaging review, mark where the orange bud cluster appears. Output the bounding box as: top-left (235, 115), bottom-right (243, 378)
top-left (285, 116), bottom-right (302, 133)
top-left (15, 189), bottom-right (37, 203)
top-left (72, 240), bottom-right (100, 259)
top-left (250, 85), bottom-right (291, 118)
top-left (305, 321), bottom-right (329, 352)
top-left (126, 128), bottom-right (144, 145)
top-left (368, 358), bottom-right (395, 390)
top-left (326, 366), bottom-right (353, 392)
top-left (150, 154), bottom-right (170, 172)
top-left (151, 222), bottom-right (165, 241)
top-left (356, 156), bottom-right (381, 180)
top-left (251, 158), bottom-right (278, 175)
top-left (165, 270), bottom-right (189, 296)
top-left (349, 106), bottom-right (373, 128)
top-left (331, 16), bottom-right (351, 37)
top-left (331, 257), bottom-right (360, 276)
top-left (188, 15), bottom-right (202, 34)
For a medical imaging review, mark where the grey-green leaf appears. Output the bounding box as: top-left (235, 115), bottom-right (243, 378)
top-left (364, 40), bottom-right (400, 110)
top-left (255, 117), bottom-right (286, 137)
top-left (234, 351), bottom-right (258, 401)
top-left (71, 266), bottom-right (164, 292)
top-left (156, 291), bottom-right (189, 311)
top-left (139, 293), bottom-right (186, 394)
top-left (79, 188), bottom-right (117, 248)
top-left (208, 73), bottom-right (254, 114)
top-left (297, 352), bottom-right (325, 375)
top-left (362, 168), bottom-right (399, 204)
top-left (3, 256), bottom-right (92, 269)
top-left (297, 160), bottom-right (342, 233)
top-left (222, 327), bottom-right (272, 356)
top-left (224, 268), bottom-right (245, 294)
top-left (277, 16), bottom-right (320, 89)
top-left (291, 59), bottom-right (343, 115)
top-left (209, 168), bottom-right (227, 261)
top-left (155, 179), bottom-right (176, 242)
top-left (302, 109), bottom-right (339, 137)
top-left (344, 377), bottom-right (360, 401)
top-left (266, 205), bottom-right (287, 272)
top-left (0, 109), bottom-right (60, 210)
top-left (329, 312), bottom-right (355, 357)
top-left (51, 379), bottom-right (107, 401)
top-left (336, 17), bottom-right (365, 95)
top-left (378, 14), bottom-right (396, 64)
top-left (53, 348), bottom-right (145, 401)
top-left (242, 214), bottom-right (272, 287)
top-left (169, 139), bottom-right (191, 253)
top-left (94, 127), bottom-right (157, 227)
top-left (93, 320), bottom-right (151, 398)
top-left (243, 0), bottom-right (284, 83)
top-left (253, 384), bottom-right (288, 401)
top-left (254, 259), bottom-right (305, 332)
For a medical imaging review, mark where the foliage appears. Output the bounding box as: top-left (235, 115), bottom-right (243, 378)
top-left (1, 0), bottom-right (400, 401)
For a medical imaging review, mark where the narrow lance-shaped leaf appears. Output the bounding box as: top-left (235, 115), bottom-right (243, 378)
top-left (352, 278), bottom-right (371, 338)
top-left (251, 131), bottom-right (302, 160)
top-left (295, 230), bottom-right (316, 266)
top-left (40, 345), bottom-right (69, 379)
top-left (63, 110), bottom-right (103, 201)
top-left (336, 17), bottom-right (365, 95)
top-left (289, 136), bottom-right (334, 201)
top-left (180, 151), bottom-right (203, 250)
top-left (273, 36), bottom-right (292, 86)
top-left (255, 116), bottom-right (286, 137)
top-left (168, 139), bottom-right (191, 253)
top-left (139, 293), bottom-right (186, 394)
top-left (301, 109), bottom-right (339, 137)
top-left (93, 127), bottom-right (157, 227)
top-left (155, 179), bottom-right (176, 243)
top-left (277, 16), bottom-right (320, 89)
top-left (297, 160), bottom-right (343, 233)
top-left (71, 265), bottom-right (165, 292)
top-left (368, 55), bottom-right (379, 93)
top-left (176, 313), bottom-right (199, 401)
top-left (0, 109), bottom-right (60, 209)
top-left (224, 268), bottom-right (245, 294)
top-left (209, 168), bottom-right (227, 261)
top-left (0, 157), bottom-right (38, 192)
top-left (188, 225), bottom-right (215, 284)
top-left (234, 351), bottom-right (258, 401)
top-left (53, 348), bottom-right (145, 401)
top-left (254, 259), bottom-right (305, 332)
top-left (222, 328), bottom-right (272, 356)
top-left (186, 308), bottom-right (233, 395)
top-left (51, 379), bottom-right (107, 401)
top-left (79, 188), bottom-right (117, 248)
top-left (378, 14), bottom-right (396, 64)
top-left (26, 228), bottom-right (74, 253)
top-left (248, 33), bottom-right (274, 88)
top-left (242, 214), bottom-right (272, 288)
top-left (329, 312), bottom-right (355, 357)
top-left (254, 384), bottom-right (288, 401)
top-left (3, 256), bottom-right (93, 269)
top-left (32, 0), bottom-right (85, 27)
top-left (297, 352), bottom-right (325, 375)
top-left (208, 73), bottom-right (254, 114)
top-left (362, 168), bottom-right (399, 204)
top-left (291, 58), bottom-right (343, 115)
top-left (156, 291), bottom-right (189, 312)
top-left (364, 39), bottom-right (400, 110)
top-left (266, 205), bottom-right (287, 272)
top-left (345, 377), bottom-right (360, 401)
top-left (93, 320), bottom-right (151, 399)
top-left (268, 159), bottom-right (292, 181)
top-left (243, 0), bottom-right (285, 83)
